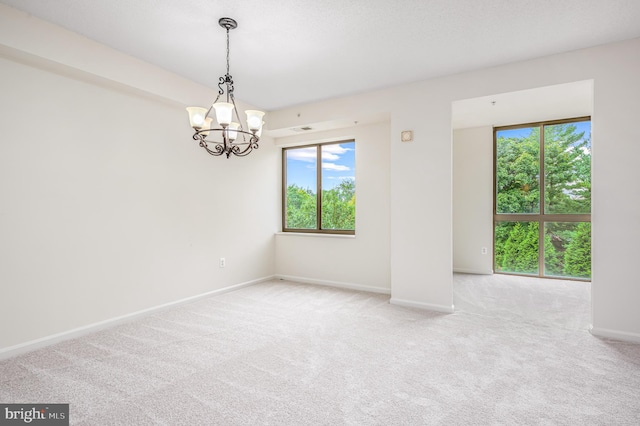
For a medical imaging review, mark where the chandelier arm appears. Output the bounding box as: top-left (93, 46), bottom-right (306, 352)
top-left (231, 143), bottom-right (258, 157)
top-left (194, 128), bottom-right (256, 139)
top-left (199, 142), bottom-right (223, 156)
top-left (230, 135), bottom-right (259, 157)
top-left (225, 75), bottom-right (234, 103)
top-left (192, 130), bottom-right (258, 158)
top-left (226, 75), bottom-right (252, 144)
top-left (194, 134), bottom-right (223, 156)
top-left (228, 95), bottom-right (248, 142)
top-left (205, 91), bottom-right (223, 118)
top-left (202, 143), bottom-right (225, 156)
top-left (217, 77), bottom-right (226, 97)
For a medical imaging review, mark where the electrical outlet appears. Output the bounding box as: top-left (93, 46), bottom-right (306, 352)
top-left (481, 247), bottom-right (488, 255)
top-left (219, 257), bottom-right (226, 268)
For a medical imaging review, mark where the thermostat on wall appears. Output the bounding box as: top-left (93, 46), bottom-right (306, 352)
top-left (401, 130), bottom-right (413, 142)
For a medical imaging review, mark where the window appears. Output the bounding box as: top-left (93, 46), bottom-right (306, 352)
top-left (283, 140), bottom-right (355, 234)
top-left (494, 118), bottom-right (591, 280)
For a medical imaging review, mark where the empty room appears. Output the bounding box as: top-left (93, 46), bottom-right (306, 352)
top-left (1, 1), bottom-right (640, 424)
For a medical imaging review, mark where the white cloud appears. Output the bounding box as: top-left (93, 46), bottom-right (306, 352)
top-left (322, 144), bottom-right (351, 155)
top-left (322, 144), bottom-right (353, 161)
top-left (287, 144), bottom-right (352, 163)
top-left (322, 152), bottom-right (340, 161)
top-left (565, 145), bottom-right (591, 155)
top-left (287, 147), bottom-right (316, 162)
top-left (327, 176), bottom-right (355, 180)
top-left (288, 143), bottom-right (354, 165)
top-left (322, 162), bottom-right (350, 171)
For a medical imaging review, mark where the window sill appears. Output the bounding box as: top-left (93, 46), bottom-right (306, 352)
top-left (275, 232), bottom-right (355, 239)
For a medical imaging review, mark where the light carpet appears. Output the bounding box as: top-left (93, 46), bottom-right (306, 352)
top-left (1, 274), bottom-right (639, 425)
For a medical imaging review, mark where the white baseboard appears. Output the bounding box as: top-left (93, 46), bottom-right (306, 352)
top-left (0, 275), bottom-right (274, 361)
top-left (389, 298), bottom-right (455, 314)
top-left (453, 268), bottom-right (494, 275)
top-left (590, 327), bottom-right (640, 344)
top-left (276, 275), bottom-right (391, 295)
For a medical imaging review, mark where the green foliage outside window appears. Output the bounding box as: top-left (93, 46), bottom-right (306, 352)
top-left (286, 184), bottom-right (317, 229)
top-left (544, 125), bottom-right (591, 214)
top-left (284, 141), bottom-right (355, 233)
top-left (563, 222), bottom-right (591, 279)
top-left (495, 122), bottom-right (591, 279)
top-left (496, 129), bottom-right (540, 214)
top-left (500, 222), bottom-right (539, 274)
top-left (286, 179), bottom-right (355, 231)
top-left (322, 179), bottom-right (356, 230)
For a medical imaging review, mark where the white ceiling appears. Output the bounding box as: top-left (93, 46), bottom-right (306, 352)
top-left (452, 80), bottom-right (593, 129)
top-left (1, 0), bottom-right (639, 112)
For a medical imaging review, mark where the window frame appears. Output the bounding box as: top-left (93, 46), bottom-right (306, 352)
top-left (493, 116), bottom-right (591, 281)
top-left (282, 140), bottom-right (356, 235)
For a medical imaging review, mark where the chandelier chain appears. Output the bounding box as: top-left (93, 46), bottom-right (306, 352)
top-left (226, 27), bottom-right (230, 77)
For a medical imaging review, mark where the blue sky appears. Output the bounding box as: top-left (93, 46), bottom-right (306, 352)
top-left (286, 122), bottom-right (591, 192)
top-left (497, 120), bottom-right (591, 141)
top-left (286, 142), bottom-right (355, 191)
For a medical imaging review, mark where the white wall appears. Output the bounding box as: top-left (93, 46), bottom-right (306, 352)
top-left (269, 37), bottom-right (640, 339)
top-left (0, 7), bottom-right (278, 353)
top-left (275, 121), bottom-right (391, 293)
top-left (452, 127), bottom-right (494, 274)
top-left (3, 4), bottom-right (640, 347)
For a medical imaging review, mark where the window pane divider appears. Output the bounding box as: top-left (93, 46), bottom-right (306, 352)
top-left (316, 145), bottom-right (322, 231)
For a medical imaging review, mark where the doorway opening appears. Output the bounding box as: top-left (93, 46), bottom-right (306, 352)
top-left (451, 80), bottom-right (594, 324)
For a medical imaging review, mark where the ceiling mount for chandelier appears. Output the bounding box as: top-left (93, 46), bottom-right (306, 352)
top-left (186, 17), bottom-right (265, 159)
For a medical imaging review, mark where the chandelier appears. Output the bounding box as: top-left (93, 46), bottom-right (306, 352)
top-left (186, 17), bottom-right (265, 158)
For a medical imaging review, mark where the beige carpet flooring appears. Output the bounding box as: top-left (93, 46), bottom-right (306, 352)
top-left (1, 274), bottom-right (639, 425)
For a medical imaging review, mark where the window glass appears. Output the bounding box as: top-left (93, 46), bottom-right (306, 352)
top-left (495, 221), bottom-right (539, 275)
top-left (284, 147), bottom-right (317, 229)
top-left (494, 118), bottom-right (591, 280)
top-left (544, 222), bottom-right (591, 279)
top-left (321, 142), bottom-right (355, 231)
top-left (283, 141), bottom-right (355, 233)
top-left (544, 121), bottom-right (591, 214)
top-left (496, 127), bottom-right (540, 214)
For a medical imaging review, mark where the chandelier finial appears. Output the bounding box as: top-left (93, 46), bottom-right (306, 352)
top-left (218, 17), bottom-right (237, 30)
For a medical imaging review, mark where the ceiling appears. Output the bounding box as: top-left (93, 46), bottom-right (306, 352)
top-left (452, 80), bottom-right (593, 130)
top-left (1, 0), bottom-right (639, 112)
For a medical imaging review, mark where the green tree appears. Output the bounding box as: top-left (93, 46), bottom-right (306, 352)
top-left (286, 179), bottom-right (356, 230)
top-left (573, 146), bottom-right (591, 210)
top-left (322, 179), bottom-right (355, 230)
top-left (286, 184), bottom-right (316, 229)
top-left (543, 230), bottom-right (562, 276)
top-left (496, 128), bottom-right (540, 214)
top-left (495, 122), bottom-right (591, 278)
top-left (501, 222), bottom-right (538, 274)
top-left (544, 124), bottom-right (591, 214)
top-left (563, 222), bottom-right (591, 279)
top-left (494, 222), bottom-right (514, 272)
